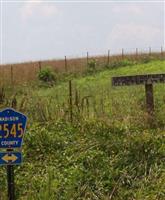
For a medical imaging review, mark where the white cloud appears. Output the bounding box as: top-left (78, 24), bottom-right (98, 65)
top-left (106, 23), bottom-right (163, 49)
top-left (20, 1), bottom-right (59, 20)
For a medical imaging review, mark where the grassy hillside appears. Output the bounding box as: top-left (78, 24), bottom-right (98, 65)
top-left (9, 59), bottom-right (164, 128)
top-left (0, 59), bottom-right (165, 200)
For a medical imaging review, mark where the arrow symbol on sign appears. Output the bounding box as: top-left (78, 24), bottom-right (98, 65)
top-left (2, 154), bottom-right (18, 163)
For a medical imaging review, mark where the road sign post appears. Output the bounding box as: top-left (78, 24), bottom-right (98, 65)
top-left (7, 165), bottom-right (15, 200)
top-left (112, 73), bottom-right (165, 125)
top-left (7, 149), bottom-right (15, 200)
top-left (0, 108), bottom-right (27, 200)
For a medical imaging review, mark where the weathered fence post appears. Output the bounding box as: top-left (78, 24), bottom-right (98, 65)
top-left (74, 89), bottom-right (80, 113)
top-left (87, 52), bottom-right (89, 66)
top-left (65, 56), bottom-right (67, 72)
top-left (107, 50), bottom-right (110, 65)
top-left (69, 80), bottom-right (73, 123)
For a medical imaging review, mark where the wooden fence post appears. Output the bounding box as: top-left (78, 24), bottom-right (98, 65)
top-left (107, 50), bottom-right (110, 65)
top-left (87, 52), bottom-right (89, 66)
top-left (65, 56), bottom-right (67, 72)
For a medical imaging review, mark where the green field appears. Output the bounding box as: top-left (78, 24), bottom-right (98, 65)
top-left (0, 59), bottom-right (165, 200)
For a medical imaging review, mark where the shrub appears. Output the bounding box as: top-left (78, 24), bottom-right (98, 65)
top-left (88, 59), bottom-right (96, 69)
top-left (87, 59), bottom-right (97, 74)
top-left (38, 67), bottom-right (56, 83)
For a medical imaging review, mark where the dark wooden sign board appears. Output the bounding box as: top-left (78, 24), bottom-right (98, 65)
top-left (112, 74), bottom-right (165, 86)
top-left (112, 73), bottom-right (165, 121)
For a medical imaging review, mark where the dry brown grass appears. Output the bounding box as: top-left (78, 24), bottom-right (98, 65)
top-left (0, 51), bottom-right (164, 86)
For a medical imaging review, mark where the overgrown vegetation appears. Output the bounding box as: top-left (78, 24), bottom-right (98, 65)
top-left (0, 57), bottom-right (165, 199)
top-left (38, 67), bottom-right (56, 85)
top-left (87, 59), bottom-right (97, 74)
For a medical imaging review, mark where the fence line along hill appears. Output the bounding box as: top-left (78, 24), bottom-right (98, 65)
top-left (0, 47), bottom-right (164, 86)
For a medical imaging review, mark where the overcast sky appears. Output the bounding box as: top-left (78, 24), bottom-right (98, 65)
top-left (0, 0), bottom-right (164, 64)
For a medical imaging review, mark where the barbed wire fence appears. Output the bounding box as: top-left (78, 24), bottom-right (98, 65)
top-left (0, 46), bottom-right (164, 87)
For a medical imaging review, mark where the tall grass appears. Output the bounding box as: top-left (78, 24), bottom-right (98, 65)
top-left (1, 59), bottom-right (165, 128)
top-left (0, 59), bottom-right (165, 199)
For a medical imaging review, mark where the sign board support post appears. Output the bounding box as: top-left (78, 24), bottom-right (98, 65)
top-left (7, 149), bottom-right (15, 200)
top-left (112, 73), bottom-right (165, 127)
top-left (7, 165), bottom-right (15, 200)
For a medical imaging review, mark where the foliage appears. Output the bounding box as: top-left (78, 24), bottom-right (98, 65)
top-left (37, 67), bottom-right (56, 84)
top-left (87, 59), bottom-right (97, 74)
top-left (0, 59), bottom-right (165, 199)
top-left (0, 121), bottom-right (165, 199)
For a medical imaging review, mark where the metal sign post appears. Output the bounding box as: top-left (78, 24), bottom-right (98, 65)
top-left (0, 108), bottom-right (27, 200)
top-left (112, 73), bottom-right (165, 125)
top-left (7, 161), bottom-right (15, 200)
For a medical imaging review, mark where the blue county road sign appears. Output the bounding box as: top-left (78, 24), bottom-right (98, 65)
top-left (0, 108), bottom-right (27, 149)
top-left (0, 152), bottom-right (22, 165)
